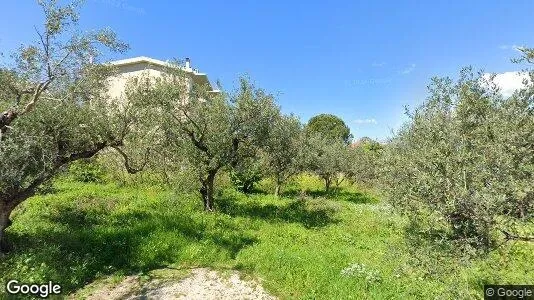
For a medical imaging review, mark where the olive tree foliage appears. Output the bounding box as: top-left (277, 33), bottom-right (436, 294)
top-left (0, 0), bottom-right (137, 252)
top-left (306, 113), bottom-right (352, 144)
top-left (506, 47), bottom-right (534, 221)
top-left (305, 134), bottom-right (349, 192)
top-left (226, 109), bottom-right (304, 197)
top-left (229, 146), bottom-right (264, 194)
top-left (262, 114), bottom-right (304, 197)
top-left (381, 66), bottom-right (534, 251)
top-left (346, 138), bottom-right (383, 185)
top-left (132, 73), bottom-right (279, 211)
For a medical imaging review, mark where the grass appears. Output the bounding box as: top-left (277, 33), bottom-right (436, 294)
top-left (1, 175), bottom-right (533, 299)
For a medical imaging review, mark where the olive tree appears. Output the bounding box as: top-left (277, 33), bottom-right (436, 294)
top-left (229, 112), bottom-right (304, 197)
top-left (381, 67), bottom-right (534, 250)
top-left (495, 83), bottom-right (534, 220)
top-left (263, 114), bottom-right (303, 197)
top-left (0, 0), bottom-right (140, 252)
top-left (346, 138), bottom-right (383, 185)
top-left (136, 75), bottom-right (279, 210)
top-left (305, 134), bottom-right (349, 192)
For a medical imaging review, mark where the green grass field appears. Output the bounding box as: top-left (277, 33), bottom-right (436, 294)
top-left (1, 175), bottom-right (533, 299)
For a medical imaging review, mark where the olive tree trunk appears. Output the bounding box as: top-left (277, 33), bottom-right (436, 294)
top-left (274, 176), bottom-right (283, 197)
top-left (0, 202), bottom-right (14, 253)
top-left (324, 176), bottom-right (332, 193)
top-left (200, 170), bottom-right (217, 211)
top-left (0, 141), bottom-right (128, 254)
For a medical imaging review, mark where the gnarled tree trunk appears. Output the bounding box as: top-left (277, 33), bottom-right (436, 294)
top-left (0, 141), bottom-right (125, 254)
top-left (200, 170), bottom-right (217, 211)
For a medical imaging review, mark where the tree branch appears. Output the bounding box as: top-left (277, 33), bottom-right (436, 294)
top-left (35, 25), bottom-right (52, 78)
top-left (183, 128), bottom-right (210, 155)
top-left (111, 146), bottom-right (149, 174)
top-left (57, 139), bottom-right (122, 165)
top-left (0, 78), bottom-right (54, 139)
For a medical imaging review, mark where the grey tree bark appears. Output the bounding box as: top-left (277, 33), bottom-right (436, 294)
top-left (200, 170), bottom-right (217, 211)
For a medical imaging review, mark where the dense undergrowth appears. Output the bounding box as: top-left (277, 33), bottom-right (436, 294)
top-left (0, 174), bottom-right (533, 299)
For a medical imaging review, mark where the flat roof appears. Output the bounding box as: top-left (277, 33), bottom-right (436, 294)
top-left (108, 56), bottom-right (218, 92)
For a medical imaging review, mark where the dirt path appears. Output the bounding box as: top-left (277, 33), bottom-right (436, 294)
top-left (72, 268), bottom-right (276, 300)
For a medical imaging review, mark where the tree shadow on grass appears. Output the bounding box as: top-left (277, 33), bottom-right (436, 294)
top-left (244, 187), bottom-right (269, 196)
top-left (216, 195), bottom-right (339, 228)
top-left (4, 206), bottom-right (256, 295)
top-left (281, 189), bottom-right (377, 204)
top-left (331, 191), bottom-right (378, 204)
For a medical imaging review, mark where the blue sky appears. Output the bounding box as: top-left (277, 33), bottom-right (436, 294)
top-left (1, 0), bottom-right (533, 141)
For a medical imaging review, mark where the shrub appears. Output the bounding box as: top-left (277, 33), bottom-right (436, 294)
top-left (230, 166), bottom-right (263, 194)
top-left (68, 159), bottom-right (106, 183)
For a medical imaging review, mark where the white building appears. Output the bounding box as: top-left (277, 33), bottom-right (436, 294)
top-left (106, 56), bottom-right (219, 100)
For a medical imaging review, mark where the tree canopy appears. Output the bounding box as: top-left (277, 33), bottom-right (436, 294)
top-left (130, 73), bottom-right (280, 210)
top-left (263, 114), bottom-right (304, 196)
top-left (306, 113), bottom-right (352, 144)
top-left (380, 67), bottom-right (534, 250)
top-left (0, 0), bottom-right (135, 253)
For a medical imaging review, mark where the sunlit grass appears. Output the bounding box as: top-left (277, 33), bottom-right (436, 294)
top-left (1, 176), bottom-right (532, 299)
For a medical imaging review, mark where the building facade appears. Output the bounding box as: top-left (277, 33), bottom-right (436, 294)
top-left (106, 56), bottom-right (219, 100)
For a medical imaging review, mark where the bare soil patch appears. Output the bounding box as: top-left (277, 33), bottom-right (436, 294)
top-left (71, 268), bottom-right (276, 300)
